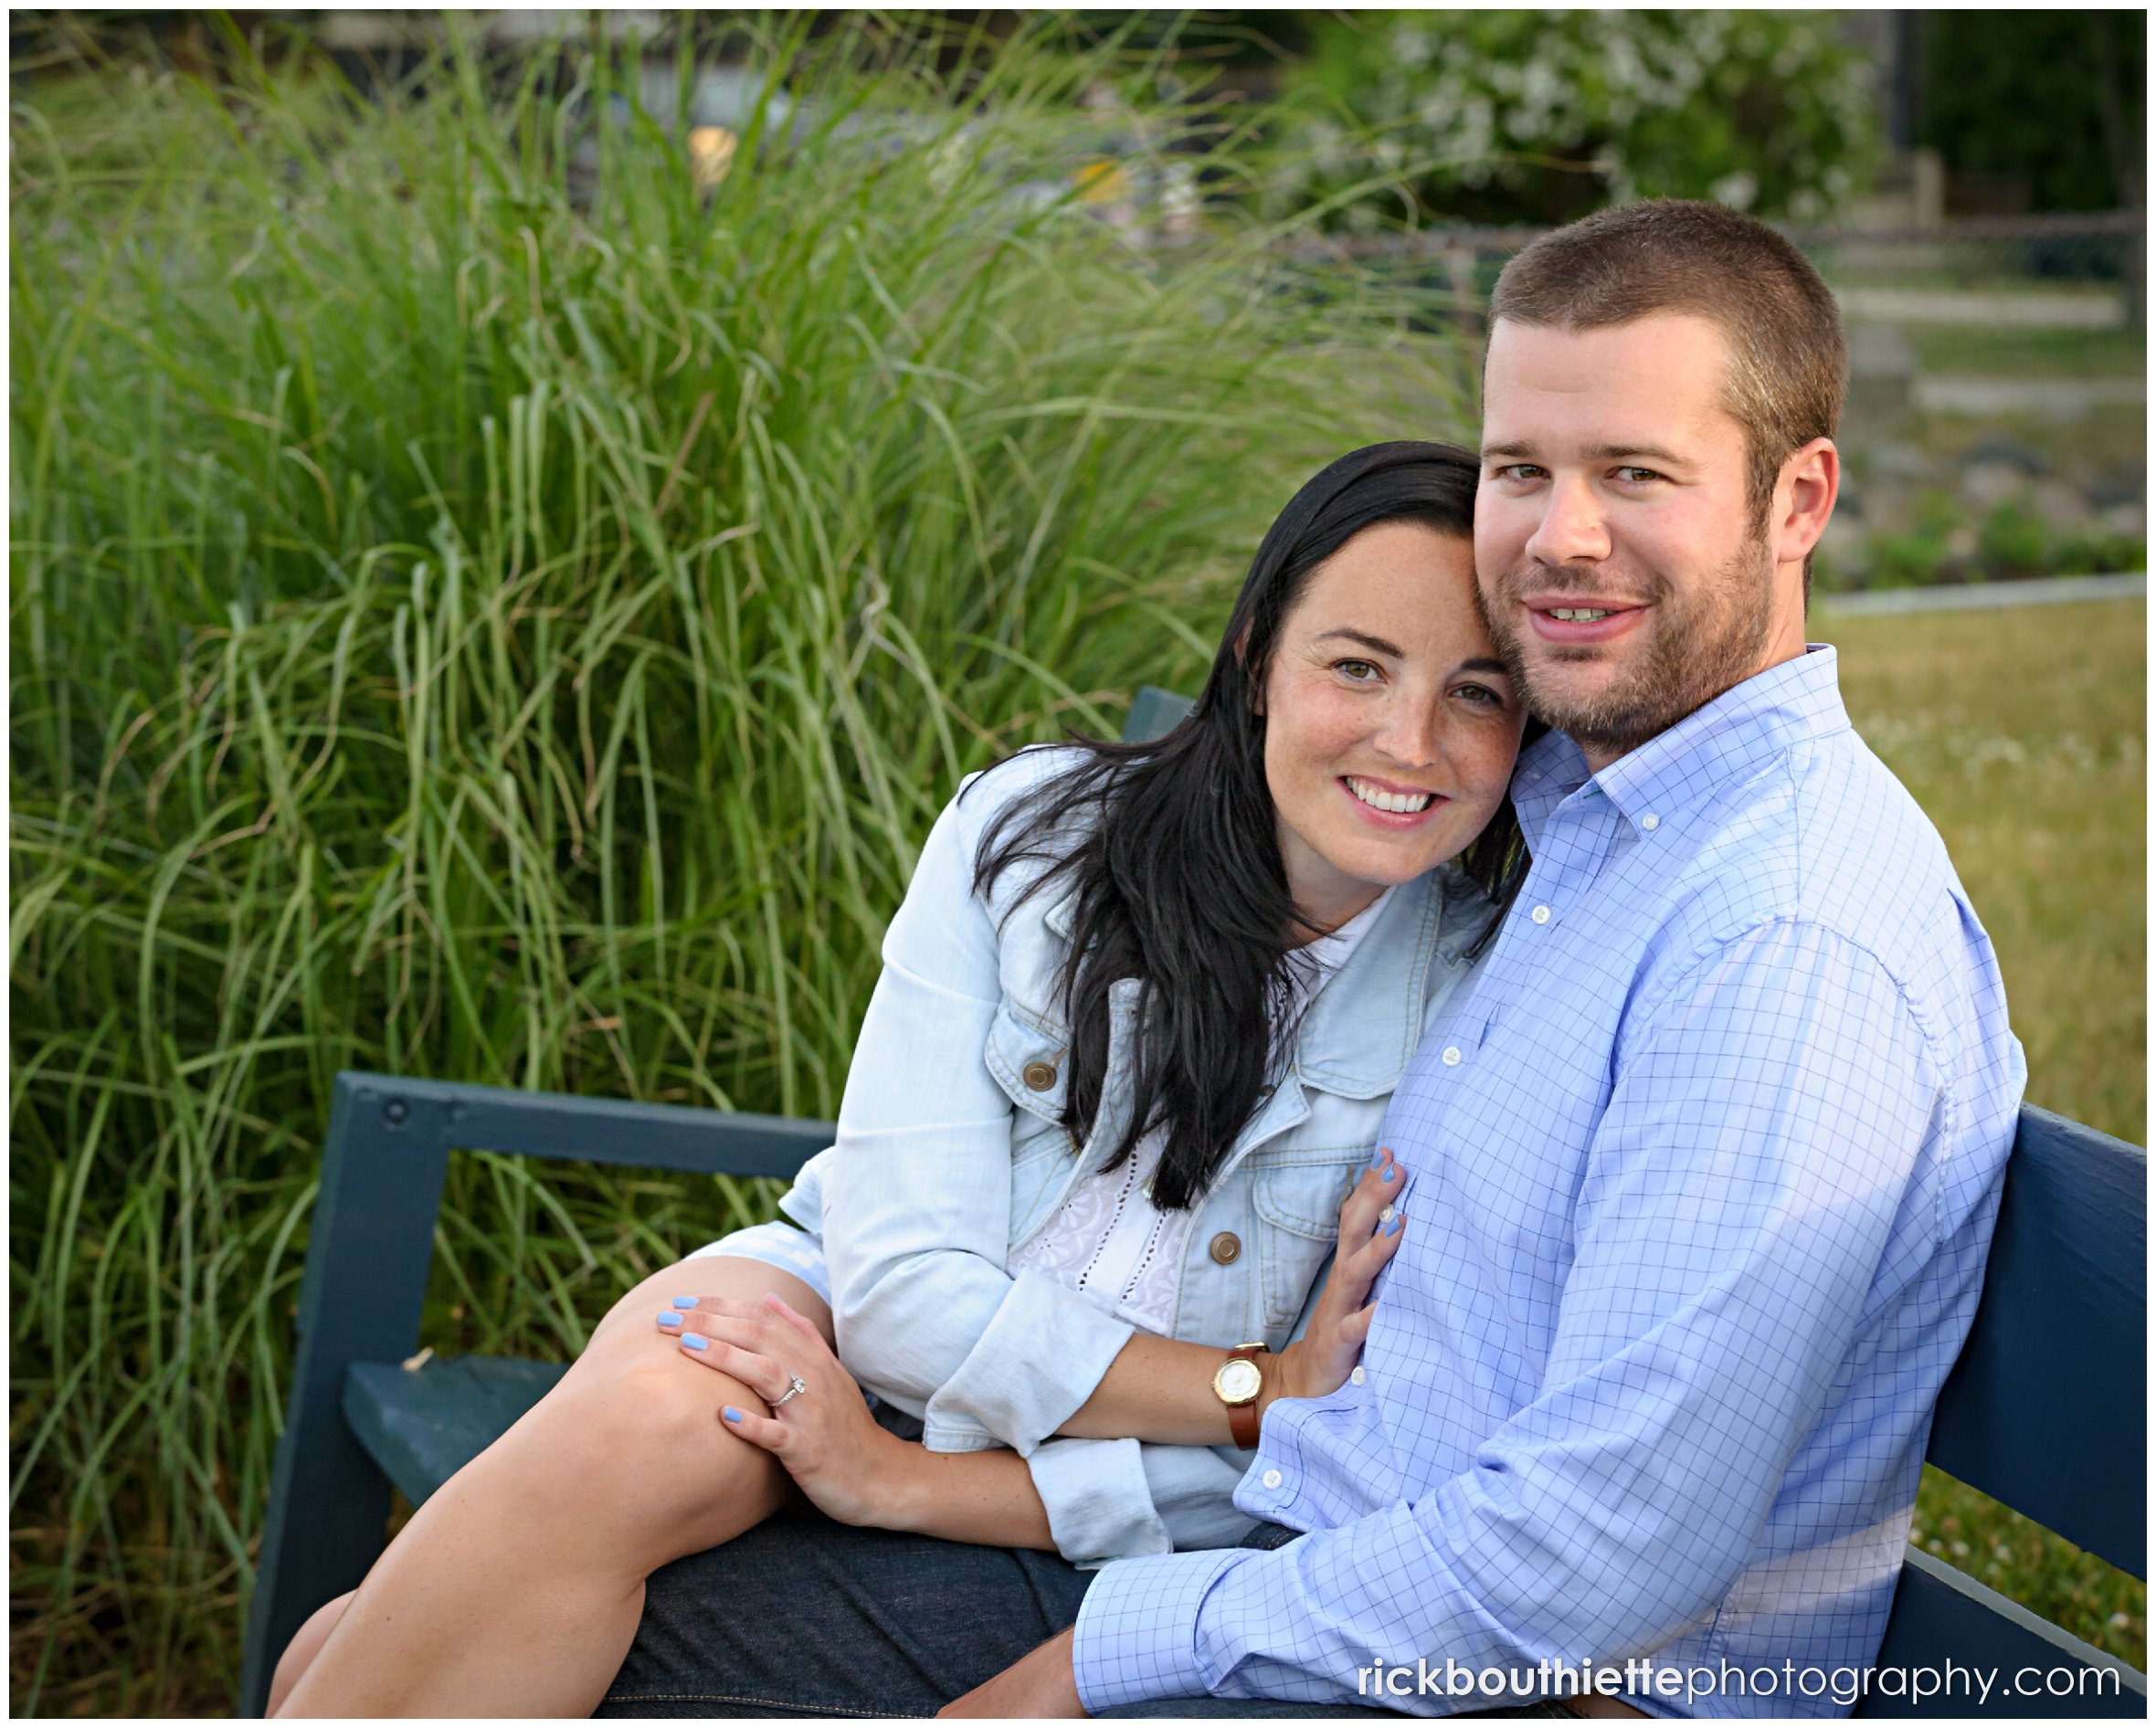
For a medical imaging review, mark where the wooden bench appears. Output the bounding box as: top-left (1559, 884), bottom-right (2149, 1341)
top-left (238, 690), bottom-right (2148, 1716)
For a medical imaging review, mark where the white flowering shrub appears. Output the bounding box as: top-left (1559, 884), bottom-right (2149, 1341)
top-left (1272, 10), bottom-right (1880, 229)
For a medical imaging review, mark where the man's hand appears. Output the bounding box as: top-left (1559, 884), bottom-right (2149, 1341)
top-left (939, 1628), bottom-right (1087, 1718)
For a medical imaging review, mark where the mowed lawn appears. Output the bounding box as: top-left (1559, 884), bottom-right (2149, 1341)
top-left (1824, 595), bottom-right (2145, 1666)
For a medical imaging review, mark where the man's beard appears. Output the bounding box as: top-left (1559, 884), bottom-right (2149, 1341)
top-left (1484, 535), bottom-right (1777, 762)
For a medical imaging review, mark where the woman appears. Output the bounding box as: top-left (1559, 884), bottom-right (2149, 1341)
top-left (271, 440), bottom-right (1529, 1718)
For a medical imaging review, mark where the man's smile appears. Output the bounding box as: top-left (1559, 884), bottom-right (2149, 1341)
top-left (1517, 590), bottom-right (1650, 647)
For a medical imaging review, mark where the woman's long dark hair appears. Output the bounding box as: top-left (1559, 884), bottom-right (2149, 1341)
top-left (974, 441), bottom-right (1535, 1211)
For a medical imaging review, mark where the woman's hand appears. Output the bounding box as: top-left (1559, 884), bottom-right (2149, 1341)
top-left (659, 1292), bottom-right (904, 1527)
top-left (1267, 1147), bottom-right (1405, 1410)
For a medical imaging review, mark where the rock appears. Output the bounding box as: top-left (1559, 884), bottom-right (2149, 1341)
top-left (1816, 512), bottom-right (1867, 571)
top-left (1960, 460), bottom-right (2033, 512)
top-left (2098, 500), bottom-right (2146, 542)
top-left (2034, 479), bottom-right (2094, 532)
top-left (1868, 439), bottom-right (1929, 483)
top-left (1843, 325), bottom-right (1915, 431)
top-left (1965, 434), bottom-right (2049, 477)
top-left (2087, 468), bottom-right (2146, 511)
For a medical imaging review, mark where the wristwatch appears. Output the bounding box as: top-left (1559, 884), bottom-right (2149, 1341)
top-left (1212, 1342), bottom-right (1269, 1450)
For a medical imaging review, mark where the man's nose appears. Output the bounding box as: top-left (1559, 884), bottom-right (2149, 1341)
top-left (1523, 475), bottom-right (1611, 568)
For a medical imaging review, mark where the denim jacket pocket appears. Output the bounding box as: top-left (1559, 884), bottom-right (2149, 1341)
top-left (985, 1001), bottom-right (1078, 1244)
top-left (1250, 1148), bottom-right (1365, 1331)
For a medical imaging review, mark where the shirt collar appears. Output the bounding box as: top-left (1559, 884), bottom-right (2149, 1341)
top-left (1511, 646), bottom-right (1853, 848)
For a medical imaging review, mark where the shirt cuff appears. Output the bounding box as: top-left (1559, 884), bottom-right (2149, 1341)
top-left (1027, 1438), bottom-right (1172, 1567)
top-left (921, 1269), bottom-right (1136, 1454)
top-left (1071, 1548), bottom-right (1246, 1713)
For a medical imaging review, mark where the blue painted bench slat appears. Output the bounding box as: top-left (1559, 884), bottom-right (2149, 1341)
top-left (238, 687), bottom-right (2148, 1716)
top-left (343, 1356), bottom-right (571, 1511)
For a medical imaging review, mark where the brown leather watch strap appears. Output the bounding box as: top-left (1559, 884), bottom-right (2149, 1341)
top-left (1224, 1343), bottom-right (1265, 1450)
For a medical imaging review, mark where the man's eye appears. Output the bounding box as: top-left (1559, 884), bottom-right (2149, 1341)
top-left (1614, 466), bottom-right (1662, 484)
top-left (1496, 463), bottom-right (1546, 482)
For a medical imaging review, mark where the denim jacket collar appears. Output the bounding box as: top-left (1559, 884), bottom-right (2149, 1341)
top-left (1040, 865), bottom-right (1448, 1103)
top-left (1290, 869), bottom-right (1447, 1099)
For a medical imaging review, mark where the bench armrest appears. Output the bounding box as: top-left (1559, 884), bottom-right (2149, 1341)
top-left (240, 1069), bottom-right (832, 1713)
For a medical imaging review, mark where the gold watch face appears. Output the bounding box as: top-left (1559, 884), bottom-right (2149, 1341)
top-left (1214, 1356), bottom-right (1263, 1406)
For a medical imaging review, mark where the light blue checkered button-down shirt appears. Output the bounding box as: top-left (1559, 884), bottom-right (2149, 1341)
top-left (1072, 647), bottom-right (2024, 1718)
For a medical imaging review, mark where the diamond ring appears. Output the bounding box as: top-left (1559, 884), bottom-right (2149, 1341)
top-left (773, 1373), bottom-right (808, 1407)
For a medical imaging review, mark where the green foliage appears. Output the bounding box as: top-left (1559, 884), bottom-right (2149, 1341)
top-left (7, 20), bottom-right (1461, 1710)
top-left (1857, 489), bottom-right (1959, 589)
top-left (1268, 9), bottom-right (1881, 230)
top-left (1976, 499), bottom-right (2054, 578)
top-left (1920, 11), bottom-right (2146, 214)
top-left (2053, 526), bottom-right (2149, 578)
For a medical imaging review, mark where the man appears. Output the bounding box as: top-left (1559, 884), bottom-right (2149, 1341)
top-left (598, 201), bottom-right (2022, 1720)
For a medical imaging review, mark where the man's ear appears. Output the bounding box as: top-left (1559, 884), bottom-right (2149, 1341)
top-left (1771, 437), bottom-right (1839, 566)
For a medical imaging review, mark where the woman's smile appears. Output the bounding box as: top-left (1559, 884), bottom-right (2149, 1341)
top-left (1338, 773), bottom-right (1449, 823)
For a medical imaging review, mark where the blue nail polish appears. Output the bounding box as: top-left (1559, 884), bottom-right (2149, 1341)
top-left (722, 1406), bottom-right (744, 1423)
top-left (671, 1296), bottom-right (699, 1310)
top-left (682, 1333), bottom-right (709, 1351)
top-left (1379, 1162), bottom-right (1398, 1184)
top-left (657, 1312), bottom-right (682, 1327)
top-left (1369, 1145), bottom-right (1389, 1171)
top-left (1383, 1215), bottom-right (1402, 1236)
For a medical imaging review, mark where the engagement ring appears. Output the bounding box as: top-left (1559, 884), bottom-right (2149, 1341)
top-left (773, 1373), bottom-right (808, 1407)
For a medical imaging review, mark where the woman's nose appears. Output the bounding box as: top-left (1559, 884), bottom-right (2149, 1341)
top-left (1523, 475), bottom-right (1611, 568)
top-left (1373, 699), bottom-right (1443, 768)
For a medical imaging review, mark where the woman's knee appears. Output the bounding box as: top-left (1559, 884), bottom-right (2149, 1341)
top-left (267, 1588), bottom-right (355, 1715)
top-left (476, 1326), bottom-right (794, 1557)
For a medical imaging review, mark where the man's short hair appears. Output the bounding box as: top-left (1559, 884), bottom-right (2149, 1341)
top-left (1488, 199), bottom-right (1847, 527)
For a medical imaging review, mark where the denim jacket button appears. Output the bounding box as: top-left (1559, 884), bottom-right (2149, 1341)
top-left (1210, 1231), bottom-right (1242, 1265)
top-left (1022, 1061), bottom-right (1058, 1091)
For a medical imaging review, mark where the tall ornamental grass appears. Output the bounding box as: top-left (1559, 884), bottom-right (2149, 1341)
top-left (9, 19), bottom-right (1463, 1712)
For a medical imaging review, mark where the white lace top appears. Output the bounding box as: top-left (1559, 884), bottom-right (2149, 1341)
top-left (1004, 888), bottom-right (1395, 1333)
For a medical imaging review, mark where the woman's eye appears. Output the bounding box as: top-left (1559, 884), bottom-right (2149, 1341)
top-left (1453, 683), bottom-right (1502, 706)
top-left (1335, 659), bottom-right (1380, 682)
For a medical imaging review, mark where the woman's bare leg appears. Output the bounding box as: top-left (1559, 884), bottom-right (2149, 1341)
top-left (272, 1255), bottom-right (830, 1718)
top-left (266, 1590), bottom-right (353, 1715)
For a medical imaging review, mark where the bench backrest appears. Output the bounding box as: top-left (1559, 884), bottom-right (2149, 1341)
top-left (1927, 1104), bottom-right (2145, 1577)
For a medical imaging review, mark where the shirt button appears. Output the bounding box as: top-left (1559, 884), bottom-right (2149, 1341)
top-left (1442, 1046), bottom-right (1462, 1067)
top-left (1530, 904), bottom-right (1552, 924)
top-left (1022, 1061), bottom-right (1057, 1091)
top-left (1642, 813), bottom-right (1661, 832)
top-left (1209, 1231), bottom-right (1242, 1265)
top-left (1262, 1469), bottom-right (1284, 1490)
top-left (1349, 1365), bottom-right (1367, 1386)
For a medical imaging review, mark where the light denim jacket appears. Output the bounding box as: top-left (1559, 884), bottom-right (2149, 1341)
top-left (773, 747), bottom-right (1495, 1565)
